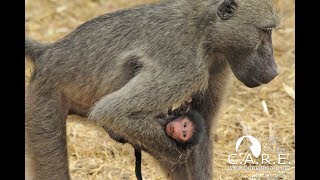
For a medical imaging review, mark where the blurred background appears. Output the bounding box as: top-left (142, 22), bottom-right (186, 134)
top-left (25, 0), bottom-right (295, 179)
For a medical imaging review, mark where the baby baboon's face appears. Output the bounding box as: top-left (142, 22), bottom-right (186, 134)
top-left (165, 117), bottom-right (194, 142)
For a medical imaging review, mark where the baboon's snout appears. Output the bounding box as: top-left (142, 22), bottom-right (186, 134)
top-left (261, 60), bottom-right (278, 84)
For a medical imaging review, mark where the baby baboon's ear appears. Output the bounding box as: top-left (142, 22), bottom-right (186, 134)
top-left (217, 0), bottom-right (238, 20)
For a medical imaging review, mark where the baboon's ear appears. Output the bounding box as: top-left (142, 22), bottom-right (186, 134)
top-left (217, 0), bottom-right (238, 20)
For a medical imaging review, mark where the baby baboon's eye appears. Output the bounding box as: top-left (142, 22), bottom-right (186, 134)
top-left (183, 132), bottom-right (186, 138)
top-left (184, 122), bottom-right (187, 128)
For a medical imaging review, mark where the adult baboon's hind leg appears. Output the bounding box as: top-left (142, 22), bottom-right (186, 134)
top-left (25, 85), bottom-right (70, 180)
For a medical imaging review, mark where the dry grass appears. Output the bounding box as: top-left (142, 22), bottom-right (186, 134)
top-left (25, 0), bottom-right (295, 179)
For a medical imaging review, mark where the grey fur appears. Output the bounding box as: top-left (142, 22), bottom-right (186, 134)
top-left (25, 0), bottom-right (279, 179)
top-left (25, 37), bottom-right (46, 60)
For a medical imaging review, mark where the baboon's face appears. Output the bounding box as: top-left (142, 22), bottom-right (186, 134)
top-left (213, 0), bottom-right (280, 88)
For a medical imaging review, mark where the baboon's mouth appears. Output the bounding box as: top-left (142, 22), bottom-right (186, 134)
top-left (251, 73), bottom-right (278, 86)
top-left (252, 77), bottom-right (264, 85)
top-left (242, 77), bottom-right (263, 88)
top-left (243, 75), bottom-right (277, 88)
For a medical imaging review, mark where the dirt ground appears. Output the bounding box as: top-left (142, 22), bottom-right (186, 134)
top-left (25, 0), bottom-right (295, 179)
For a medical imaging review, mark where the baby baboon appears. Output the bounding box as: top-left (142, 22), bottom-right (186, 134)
top-left (133, 101), bottom-right (206, 180)
top-left (25, 0), bottom-right (279, 179)
top-left (158, 97), bottom-right (205, 148)
top-left (107, 97), bottom-right (206, 180)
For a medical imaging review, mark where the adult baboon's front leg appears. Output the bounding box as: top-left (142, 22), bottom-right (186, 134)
top-left (184, 96), bottom-right (215, 179)
top-left (187, 134), bottom-right (213, 179)
top-left (88, 70), bottom-right (201, 164)
top-left (187, 64), bottom-right (230, 179)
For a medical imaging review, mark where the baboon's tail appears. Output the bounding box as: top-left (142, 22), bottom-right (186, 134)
top-left (25, 37), bottom-right (46, 62)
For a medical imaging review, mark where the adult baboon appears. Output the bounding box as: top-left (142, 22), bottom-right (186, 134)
top-left (25, 0), bottom-right (279, 179)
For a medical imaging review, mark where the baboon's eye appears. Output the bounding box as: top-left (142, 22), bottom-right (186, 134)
top-left (183, 132), bottom-right (186, 138)
top-left (226, 5), bottom-right (235, 14)
top-left (184, 122), bottom-right (187, 127)
top-left (261, 27), bottom-right (273, 34)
